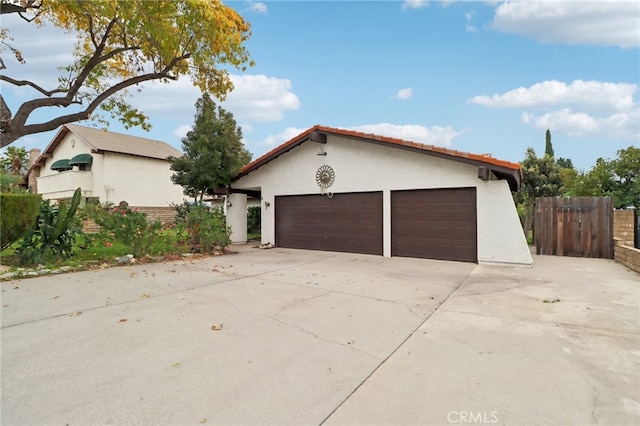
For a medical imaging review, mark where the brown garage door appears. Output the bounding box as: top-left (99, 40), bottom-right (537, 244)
top-left (392, 188), bottom-right (477, 262)
top-left (275, 192), bottom-right (383, 255)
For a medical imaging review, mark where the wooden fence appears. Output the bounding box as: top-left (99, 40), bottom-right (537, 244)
top-left (534, 197), bottom-right (613, 259)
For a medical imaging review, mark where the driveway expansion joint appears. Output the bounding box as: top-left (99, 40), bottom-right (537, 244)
top-left (263, 313), bottom-right (380, 359)
top-left (319, 266), bottom-right (476, 425)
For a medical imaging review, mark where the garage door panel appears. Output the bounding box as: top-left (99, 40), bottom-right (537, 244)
top-left (392, 188), bottom-right (477, 262)
top-left (276, 192), bottom-right (383, 255)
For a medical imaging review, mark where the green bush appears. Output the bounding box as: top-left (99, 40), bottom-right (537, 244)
top-left (177, 204), bottom-right (230, 253)
top-left (0, 171), bottom-right (23, 194)
top-left (0, 193), bottom-right (42, 250)
top-left (247, 205), bottom-right (261, 235)
top-left (172, 201), bottom-right (193, 225)
top-left (92, 206), bottom-right (162, 258)
top-left (16, 188), bottom-right (83, 264)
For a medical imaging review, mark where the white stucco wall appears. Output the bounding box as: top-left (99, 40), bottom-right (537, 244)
top-left (37, 134), bottom-right (96, 200)
top-left (38, 134), bottom-right (86, 179)
top-left (477, 180), bottom-right (533, 265)
top-left (36, 132), bottom-right (185, 207)
top-left (101, 152), bottom-right (185, 207)
top-left (233, 135), bottom-right (532, 265)
top-left (227, 193), bottom-right (248, 244)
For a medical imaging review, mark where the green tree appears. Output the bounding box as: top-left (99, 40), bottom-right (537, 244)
top-left (0, 145), bottom-right (28, 175)
top-left (556, 157), bottom-right (574, 170)
top-left (0, 0), bottom-right (253, 147)
top-left (514, 148), bottom-right (563, 236)
top-left (564, 146), bottom-right (639, 209)
top-left (544, 129), bottom-right (554, 158)
top-left (169, 94), bottom-right (252, 202)
top-left (611, 146), bottom-right (640, 209)
top-left (0, 170), bottom-right (21, 192)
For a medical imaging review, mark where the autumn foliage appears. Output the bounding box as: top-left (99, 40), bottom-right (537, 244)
top-left (0, 0), bottom-right (253, 147)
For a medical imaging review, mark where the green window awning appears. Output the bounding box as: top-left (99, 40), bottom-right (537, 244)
top-left (50, 159), bottom-right (71, 170)
top-left (70, 153), bottom-right (93, 165)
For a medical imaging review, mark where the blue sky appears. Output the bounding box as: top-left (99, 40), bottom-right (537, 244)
top-left (1, 0), bottom-right (639, 171)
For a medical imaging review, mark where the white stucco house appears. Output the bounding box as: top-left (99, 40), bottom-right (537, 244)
top-left (27, 124), bottom-right (185, 209)
top-left (226, 125), bottom-right (532, 266)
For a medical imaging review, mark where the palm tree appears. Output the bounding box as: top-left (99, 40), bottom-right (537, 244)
top-left (0, 146), bottom-right (29, 176)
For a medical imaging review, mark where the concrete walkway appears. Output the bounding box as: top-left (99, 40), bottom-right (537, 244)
top-left (1, 249), bottom-right (638, 425)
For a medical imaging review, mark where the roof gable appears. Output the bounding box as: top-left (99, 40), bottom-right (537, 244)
top-left (237, 125), bottom-right (522, 189)
top-left (28, 124), bottom-right (182, 174)
top-left (64, 124), bottom-right (181, 159)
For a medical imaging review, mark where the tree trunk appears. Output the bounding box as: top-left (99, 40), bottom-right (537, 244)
top-left (523, 203), bottom-right (535, 244)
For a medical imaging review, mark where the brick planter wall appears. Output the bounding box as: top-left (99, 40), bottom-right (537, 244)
top-left (613, 209), bottom-right (635, 247)
top-left (82, 218), bottom-right (101, 233)
top-left (614, 238), bottom-right (640, 274)
top-left (81, 206), bottom-right (177, 234)
top-left (131, 206), bottom-right (177, 224)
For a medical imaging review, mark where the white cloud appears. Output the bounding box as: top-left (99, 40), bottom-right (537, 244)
top-left (348, 123), bottom-right (462, 147)
top-left (402, 0), bottom-right (428, 11)
top-left (247, 1), bottom-right (268, 14)
top-left (521, 108), bottom-right (639, 141)
top-left (1, 14), bottom-right (76, 89)
top-left (127, 77), bottom-right (201, 116)
top-left (257, 123), bottom-right (463, 150)
top-left (464, 10), bottom-right (477, 32)
top-left (395, 88), bottom-right (413, 100)
top-left (490, 0), bottom-right (640, 48)
top-left (224, 74), bottom-right (300, 122)
top-left (173, 125), bottom-right (192, 139)
top-left (126, 73), bottom-right (300, 124)
top-left (469, 80), bottom-right (637, 113)
top-left (471, 79), bottom-right (640, 142)
top-left (258, 127), bottom-right (307, 147)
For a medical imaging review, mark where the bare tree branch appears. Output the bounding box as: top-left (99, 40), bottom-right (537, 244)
top-left (0, 0), bottom-right (253, 148)
top-left (60, 15), bottom-right (121, 103)
top-left (0, 0), bottom-right (42, 21)
top-left (0, 75), bottom-right (67, 97)
top-left (86, 13), bottom-right (98, 49)
top-left (0, 2), bottom-right (25, 14)
top-left (1, 54), bottom-right (190, 148)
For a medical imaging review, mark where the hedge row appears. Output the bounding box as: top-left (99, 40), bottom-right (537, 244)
top-left (1, 193), bottom-right (42, 249)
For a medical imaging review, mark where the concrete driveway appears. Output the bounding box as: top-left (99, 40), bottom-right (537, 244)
top-left (1, 248), bottom-right (638, 425)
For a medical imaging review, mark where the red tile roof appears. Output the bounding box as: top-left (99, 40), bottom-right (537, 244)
top-left (239, 125), bottom-right (521, 175)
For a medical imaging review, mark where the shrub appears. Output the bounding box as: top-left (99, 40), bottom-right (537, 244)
top-left (92, 206), bottom-right (162, 258)
top-left (16, 188), bottom-right (83, 265)
top-left (247, 205), bottom-right (261, 235)
top-left (0, 171), bottom-right (23, 193)
top-left (0, 193), bottom-right (42, 250)
top-left (177, 204), bottom-right (230, 253)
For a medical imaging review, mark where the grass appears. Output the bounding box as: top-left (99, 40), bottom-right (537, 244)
top-left (0, 227), bottom-right (190, 271)
top-left (1, 226), bottom-right (261, 274)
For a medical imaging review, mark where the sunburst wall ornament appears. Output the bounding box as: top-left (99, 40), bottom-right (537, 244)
top-left (315, 165), bottom-right (335, 189)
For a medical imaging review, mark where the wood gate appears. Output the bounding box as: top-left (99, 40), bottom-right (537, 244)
top-left (534, 197), bottom-right (613, 258)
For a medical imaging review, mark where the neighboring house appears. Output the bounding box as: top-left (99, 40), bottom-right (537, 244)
top-left (26, 124), bottom-right (186, 214)
top-left (226, 125), bottom-right (532, 266)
